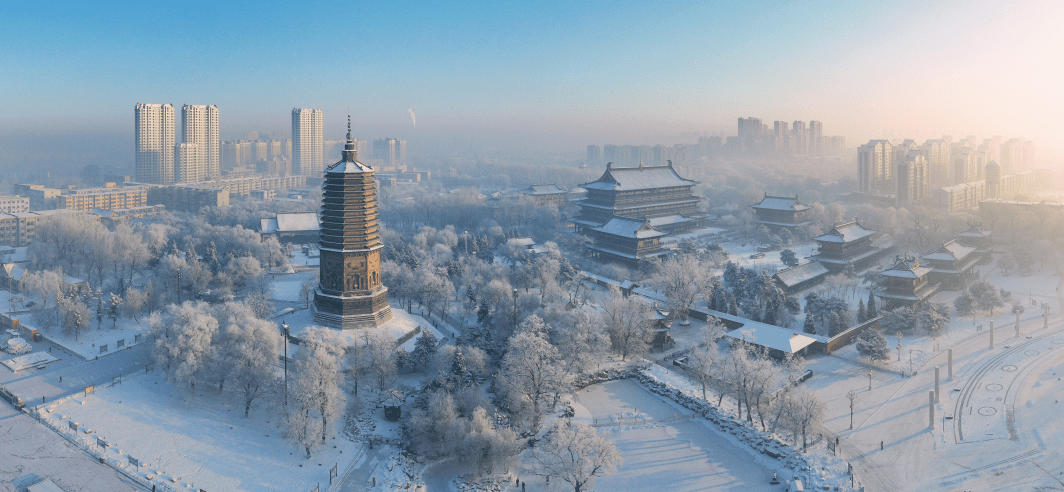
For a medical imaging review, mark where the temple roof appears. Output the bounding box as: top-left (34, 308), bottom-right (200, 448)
top-left (581, 162), bottom-right (698, 192)
top-left (522, 183), bottom-right (567, 195)
top-left (922, 239), bottom-right (976, 262)
top-left (752, 194), bottom-right (811, 212)
top-left (814, 220), bottom-right (877, 243)
top-left (879, 255), bottom-right (933, 279)
top-left (326, 116), bottom-right (373, 174)
top-left (592, 216), bottom-right (666, 239)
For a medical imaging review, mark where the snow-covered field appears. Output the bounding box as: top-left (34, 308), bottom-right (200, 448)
top-left (29, 317), bottom-right (147, 361)
top-left (0, 414), bottom-right (140, 492)
top-left (40, 372), bottom-right (364, 492)
top-left (572, 379), bottom-right (778, 492)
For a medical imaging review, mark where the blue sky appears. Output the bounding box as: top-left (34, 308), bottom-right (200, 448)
top-left (2, 0), bottom-right (1061, 159)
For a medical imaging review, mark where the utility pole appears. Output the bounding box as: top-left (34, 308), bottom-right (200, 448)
top-left (846, 390), bottom-right (857, 430)
top-left (282, 320), bottom-right (289, 407)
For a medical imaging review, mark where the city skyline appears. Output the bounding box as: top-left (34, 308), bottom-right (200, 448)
top-left (2, 0), bottom-right (1061, 165)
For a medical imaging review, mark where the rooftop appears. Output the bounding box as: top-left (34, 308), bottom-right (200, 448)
top-left (752, 194), bottom-right (811, 212)
top-left (922, 239), bottom-right (976, 262)
top-left (592, 216), bottom-right (667, 239)
top-left (773, 261), bottom-right (829, 288)
top-left (522, 183), bottom-right (567, 195)
top-left (726, 324), bottom-right (818, 354)
top-left (815, 220), bottom-right (877, 243)
top-left (581, 162), bottom-right (698, 192)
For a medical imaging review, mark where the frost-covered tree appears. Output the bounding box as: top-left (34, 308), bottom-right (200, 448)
top-left (917, 301), bottom-right (951, 338)
top-left (855, 328), bottom-right (890, 362)
top-left (803, 312), bottom-right (816, 335)
top-left (969, 280), bottom-right (1004, 314)
top-left (866, 291), bottom-right (878, 318)
top-left (458, 406), bottom-right (522, 476)
top-left (535, 419), bottom-right (621, 492)
top-left (289, 327), bottom-right (346, 446)
top-left (222, 313), bottom-right (281, 417)
top-left (600, 286), bottom-right (654, 361)
top-left (687, 317), bottom-right (726, 400)
top-left (298, 277), bottom-right (316, 309)
top-left (656, 254), bottom-right (703, 325)
top-left (149, 301), bottom-right (218, 393)
top-left (881, 307), bottom-right (915, 334)
top-left (780, 249), bottom-right (798, 267)
top-left (410, 329), bottom-right (439, 371)
top-left (362, 330), bottom-right (397, 399)
top-left (785, 388), bottom-right (824, 451)
top-left (499, 325), bottom-right (564, 431)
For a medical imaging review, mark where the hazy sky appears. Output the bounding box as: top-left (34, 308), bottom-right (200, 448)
top-left (2, 0), bottom-right (1062, 163)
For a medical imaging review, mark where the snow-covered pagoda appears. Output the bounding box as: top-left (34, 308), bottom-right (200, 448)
top-left (312, 117), bottom-right (393, 330)
top-left (810, 219), bottom-right (894, 272)
top-left (572, 161), bottom-right (705, 236)
top-left (955, 222), bottom-right (993, 264)
top-left (875, 254), bottom-right (937, 309)
top-left (751, 193), bottom-right (814, 230)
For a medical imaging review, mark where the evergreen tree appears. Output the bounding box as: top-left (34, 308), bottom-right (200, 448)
top-left (204, 241), bottom-right (221, 274)
top-left (713, 288), bottom-right (727, 313)
top-left (727, 292), bottom-right (739, 316)
top-left (829, 311), bottom-right (844, 337)
top-left (477, 301), bottom-right (491, 326)
top-left (855, 328), bottom-right (891, 361)
top-left (866, 291), bottom-right (878, 318)
top-left (108, 294), bottom-right (121, 328)
top-left (857, 298), bottom-right (867, 323)
top-left (803, 312), bottom-right (816, 334)
top-left (411, 330), bottom-right (439, 370)
top-left (185, 243), bottom-right (199, 265)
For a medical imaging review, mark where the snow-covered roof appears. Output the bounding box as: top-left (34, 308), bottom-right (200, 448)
top-left (879, 255), bottom-right (932, 279)
top-left (581, 162), bottom-right (698, 192)
top-left (275, 212), bottom-right (319, 232)
top-left (522, 183), bottom-right (567, 195)
top-left (922, 239), bottom-right (976, 262)
top-left (507, 237), bottom-right (535, 248)
top-left (260, 218), bottom-right (278, 234)
top-left (1, 264), bottom-right (26, 281)
top-left (752, 194), bottom-right (810, 212)
top-left (27, 479), bottom-right (65, 492)
top-left (774, 261), bottom-right (829, 288)
top-left (648, 214), bottom-right (691, 227)
top-left (815, 220), bottom-right (877, 243)
top-left (957, 223), bottom-right (992, 239)
top-left (592, 217), bottom-right (666, 239)
top-left (726, 325), bottom-right (817, 354)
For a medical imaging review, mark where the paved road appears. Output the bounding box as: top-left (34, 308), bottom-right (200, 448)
top-left (1, 343), bottom-right (151, 407)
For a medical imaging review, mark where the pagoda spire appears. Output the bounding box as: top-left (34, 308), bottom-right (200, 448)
top-left (341, 114), bottom-right (356, 162)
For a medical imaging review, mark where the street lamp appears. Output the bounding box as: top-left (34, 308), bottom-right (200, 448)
top-left (868, 369), bottom-right (873, 391)
top-left (511, 288), bottom-right (519, 333)
top-left (175, 268), bottom-right (182, 304)
top-left (282, 320), bottom-right (289, 407)
top-left (896, 332), bottom-right (902, 361)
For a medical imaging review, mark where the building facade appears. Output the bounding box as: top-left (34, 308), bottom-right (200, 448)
top-left (0, 196), bottom-right (30, 214)
top-left (313, 120), bottom-right (393, 329)
top-left (175, 143), bottom-right (203, 184)
top-left (55, 184), bottom-right (150, 212)
top-left (135, 103), bottom-right (176, 184)
top-left (181, 104), bottom-right (220, 180)
top-left (292, 108), bottom-right (323, 176)
top-left (572, 162), bottom-right (704, 236)
top-left (810, 220), bottom-right (895, 272)
top-left (857, 140), bottom-right (894, 193)
top-left (896, 150), bottom-right (929, 204)
top-left (751, 194), bottom-right (813, 230)
top-left (584, 217), bottom-right (669, 266)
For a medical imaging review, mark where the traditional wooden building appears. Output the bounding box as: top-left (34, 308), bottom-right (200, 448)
top-left (955, 222), bottom-right (993, 264)
top-left (260, 212), bottom-right (320, 244)
top-left (875, 255), bottom-right (938, 309)
top-left (585, 216), bottom-right (670, 265)
top-left (810, 220), bottom-right (894, 272)
top-left (520, 183), bottom-right (568, 207)
top-left (922, 239), bottom-right (979, 289)
top-left (773, 261), bottom-right (829, 294)
top-left (572, 161), bottom-right (705, 236)
top-left (751, 194), bottom-right (814, 230)
top-left (312, 118), bottom-right (393, 329)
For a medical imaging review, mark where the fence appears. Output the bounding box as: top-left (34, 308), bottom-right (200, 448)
top-left (590, 412), bottom-right (695, 428)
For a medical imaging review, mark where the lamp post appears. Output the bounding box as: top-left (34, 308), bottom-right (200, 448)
top-left (868, 369), bottom-right (873, 391)
top-left (282, 320), bottom-right (289, 407)
top-left (896, 332), bottom-right (902, 361)
top-left (511, 288), bottom-right (519, 334)
top-left (175, 268), bottom-right (182, 304)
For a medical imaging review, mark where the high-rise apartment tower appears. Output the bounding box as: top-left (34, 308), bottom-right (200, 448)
top-left (135, 103), bottom-right (176, 184)
top-left (292, 108), bottom-right (323, 176)
top-left (181, 104), bottom-right (220, 180)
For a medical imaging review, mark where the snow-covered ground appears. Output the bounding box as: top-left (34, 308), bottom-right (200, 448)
top-left (282, 303), bottom-right (438, 351)
top-left (40, 371), bottom-right (365, 492)
top-left (0, 414), bottom-right (140, 492)
top-left (271, 271), bottom-right (315, 302)
top-left (572, 379), bottom-right (778, 492)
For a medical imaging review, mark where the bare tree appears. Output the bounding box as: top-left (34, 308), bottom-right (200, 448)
top-left (290, 327), bottom-right (346, 445)
top-left (535, 419), bottom-right (622, 492)
top-left (687, 317), bottom-right (726, 400)
top-left (499, 318), bottom-right (564, 431)
top-left (656, 254), bottom-right (703, 325)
